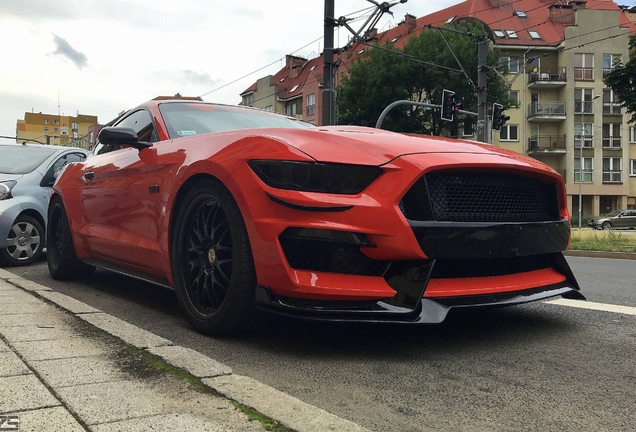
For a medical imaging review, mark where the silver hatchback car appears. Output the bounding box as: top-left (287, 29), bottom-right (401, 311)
top-left (0, 143), bottom-right (88, 266)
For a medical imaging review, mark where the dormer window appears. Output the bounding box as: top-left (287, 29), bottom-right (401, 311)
top-left (514, 10), bottom-right (527, 18)
top-left (493, 29), bottom-right (505, 38)
top-left (506, 30), bottom-right (518, 38)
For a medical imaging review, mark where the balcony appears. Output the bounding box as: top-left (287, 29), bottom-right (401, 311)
top-left (574, 67), bottom-right (594, 81)
top-left (527, 68), bottom-right (567, 88)
top-left (527, 102), bottom-right (566, 121)
top-left (602, 137), bottom-right (621, 150)
top-left (527, 135), bottom-right (566, 153)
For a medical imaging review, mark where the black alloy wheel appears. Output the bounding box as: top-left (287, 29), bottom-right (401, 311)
top-left (0, 215), bottom-right (44, 267)
top-left (47, 197), bottom-right (95, 280)
top-left (172, 179), bottom-right (257, 336)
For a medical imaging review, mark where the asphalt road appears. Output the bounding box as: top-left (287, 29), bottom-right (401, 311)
top-left (6, 256), bottom-right (636, 432)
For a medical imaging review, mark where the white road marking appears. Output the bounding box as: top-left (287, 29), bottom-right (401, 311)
top-left (545, 298), bottom-right (636, 316)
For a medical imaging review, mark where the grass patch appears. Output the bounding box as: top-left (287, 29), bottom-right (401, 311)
top-left (230, 401), bottom-right (293, 431)
top-left (569, 229), bottom-right (636, 252)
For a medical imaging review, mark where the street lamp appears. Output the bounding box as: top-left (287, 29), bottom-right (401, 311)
top-left (578, 95), bottom-right (600, 229)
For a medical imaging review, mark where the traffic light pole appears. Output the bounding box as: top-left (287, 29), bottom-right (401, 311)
top-left (476, 38), bottom-right (488, 143)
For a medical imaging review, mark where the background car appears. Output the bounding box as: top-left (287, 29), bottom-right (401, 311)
top-left (0, 143), bottom-right (88, 266)
top-left (588, 210), bottom-right (636, 230)
top-left (47, 98), bottom-right (583, 336)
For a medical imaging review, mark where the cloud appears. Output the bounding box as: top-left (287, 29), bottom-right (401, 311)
top-left (182, 70), bottom-right (217, 86)
top-left (52, 34), bottom-right (88, 69)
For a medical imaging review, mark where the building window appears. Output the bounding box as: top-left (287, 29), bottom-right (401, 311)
top-left (44, 119), bottom-right (49, 124)
top-left (290, 84), bottom-right (299, 93)
top-left (446, 16), bottom-right (456, 23)
top-left (505, 30), bottom-right (518, 38)
top-left (514, 10), bottom-right (527, 17)
top-left (574, 53), bottom-right (594, 80)
top-left (493, 29), bottom-right (505, 38)
top-left (285, 103), bottom-right (297, 116)
top-left (630, 126), bottom-right (636, 143)
top-left (528, 30), bottom-right (541, 39)
top-left (89, 131), bottom-right (94, 143)
top-left (574, 157), bottom-right (593, 182)
top-left (44, 127), bottom-right (49, 132)
top-left (575, 122), bottom-right (594, 149)
top-left (306, 93), bottom-right (316, 116)
top-left (602, 89), bottom-right (621, 115)
top-left (54, 127), bottom-right (59, 133)
top-left (603, 157), bottom-right (622, 183)
top-left (509, 90), bottom-right (520, 107)
top-left (602, 123), bottom-right (621, 149)
top-left (499, 125), bottom-right (518, 141)
top-left (630, 159), bottom-right (636, 176)
top-left (574, 88), bottom-right (594, 114)
top-left (54, 119), bottom-right (59, 124)
top-left (242, 93), bottom-right (254, 106)
top-left (603, 54), bottom-right (620, 77)
top-left (264, 105), bottom-right (273, 112)
top-left (499, 56), bottom-right (519, 74)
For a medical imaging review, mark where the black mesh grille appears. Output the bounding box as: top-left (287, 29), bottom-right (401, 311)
top-left (403, 171), bottom-right (560, 222)
top-left (280, 238), bottom-right (390, 277)
top-left (431, 255), bottom-right (552, 279)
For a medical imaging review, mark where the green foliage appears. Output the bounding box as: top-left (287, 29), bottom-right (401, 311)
top-left (569, 230), bottom-right (635, 252)
top-left (604, 35), bottom-right (636, 123)
top-left (336, 21), bottom-right (514, 134)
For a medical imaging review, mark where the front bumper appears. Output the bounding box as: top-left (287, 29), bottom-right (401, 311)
top-left (0, 200), bottom-right (23, 248)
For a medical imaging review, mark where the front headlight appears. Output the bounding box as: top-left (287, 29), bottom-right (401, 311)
top-left (0, 181), bottom-right (16, 200)
top-left (248, 160), bottom-right (382, 194)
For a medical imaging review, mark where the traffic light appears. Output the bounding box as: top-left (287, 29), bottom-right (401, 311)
top-left (441, 89), bottom-right (462, 122)
top-left (491, 103), bottom-right (510, 131)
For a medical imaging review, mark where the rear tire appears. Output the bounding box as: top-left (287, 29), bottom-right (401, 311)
top-left (0, 215), bottom-right (44, 267)
top-left (47, 197), bottom-right (95, 280)
top-left (601, 221), bottom-right (612, 230)
top-left (171, 179), bottom-right (257, 336)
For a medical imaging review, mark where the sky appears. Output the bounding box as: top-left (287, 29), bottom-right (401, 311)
top-left (0, 0), bottom-right (464, 140)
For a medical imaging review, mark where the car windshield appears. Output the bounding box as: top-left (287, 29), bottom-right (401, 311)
top-left (604, 210), bottom-right (623, 217)
top-left (159, 102), bottom-right (313, 139)
top-left (0, 145), bottom-right (58, 174)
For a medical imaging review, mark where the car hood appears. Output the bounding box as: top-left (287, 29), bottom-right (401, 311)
top-left (0, 173), bottom-right (23, 182)
top-left (259, 126), bottom-right (540, 167)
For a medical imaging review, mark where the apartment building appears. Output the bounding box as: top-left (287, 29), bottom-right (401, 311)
top-left (241, 0), bottom-right (636, 217)
top-left (16, 112), bottom-right (98, 147)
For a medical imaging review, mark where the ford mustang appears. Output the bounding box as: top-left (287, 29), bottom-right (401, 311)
top-left (48, 98), bottom-right (583, 335)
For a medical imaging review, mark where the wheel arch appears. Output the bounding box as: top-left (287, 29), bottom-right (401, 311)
top-left (17, 208), bottom-right (46, 236)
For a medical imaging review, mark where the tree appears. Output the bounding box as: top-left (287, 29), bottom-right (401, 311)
top-left (336, 20), bottom-right (514, 135)
top-left (604, 35), bottom-right (636, 123)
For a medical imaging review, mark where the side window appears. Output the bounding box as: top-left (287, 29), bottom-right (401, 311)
top-left (95, 109), bottom-right (156, 155)
top-left (41, 152), bottom-right (87, 187)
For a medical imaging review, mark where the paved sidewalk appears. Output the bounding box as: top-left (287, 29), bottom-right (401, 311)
top-left (0, 268), bottom-right (368, 432)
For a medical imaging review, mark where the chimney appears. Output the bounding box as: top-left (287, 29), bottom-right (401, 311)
top-left (405, 14), bottom-right (417, 35)
top-left (286, 55), bottom-right (307, 79)
top-left (549, 4), bottom-right (575, 24)
top-left (569, 0), bottom-right (587, 10)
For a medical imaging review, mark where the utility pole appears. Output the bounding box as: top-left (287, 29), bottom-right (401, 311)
top-left (322, 0), bottom-right (336, 126)
top-left (476, 37), bottom-right (488, 143)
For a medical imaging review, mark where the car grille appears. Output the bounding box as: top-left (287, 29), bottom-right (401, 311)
top-left (280, 238), bottom-right (390, 277)
top-left (401, 171), bottom-right (561, 222)
top-left (430, 255), bottom-right (551, 279)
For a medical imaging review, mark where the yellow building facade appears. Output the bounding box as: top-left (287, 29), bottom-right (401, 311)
top-left (16, 112), bottom-right (98, 147)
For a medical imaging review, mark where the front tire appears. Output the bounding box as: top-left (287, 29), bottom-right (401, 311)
top-left (47, 197), bottom-right (95, 280)
top-left (0, 215), bottom-right (44, 267)
top-left (171, 179), bottom-right (257, 336)
top-left (602, 221), bottom-right (612, 230)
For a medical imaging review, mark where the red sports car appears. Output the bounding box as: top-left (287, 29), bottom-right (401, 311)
top-left (48, 98), bottom-right (583, 335)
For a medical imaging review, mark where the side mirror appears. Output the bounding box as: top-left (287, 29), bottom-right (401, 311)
top-left (98, 127), bottom-right (152, 149)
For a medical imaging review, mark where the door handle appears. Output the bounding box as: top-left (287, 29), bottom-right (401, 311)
top-left (83, 171), bottom-right (94, 180)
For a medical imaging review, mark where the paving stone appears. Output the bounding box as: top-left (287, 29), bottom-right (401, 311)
top-left (55, 380), bottom-right (166, 425)
top-left (38, 291), bottom-right (101, 314)
top-left (0, 324), bottom-right (76, 343)
top-left (0, 339), bottom-right (11, 352)
top-left (4, 277), bottom-right (52, 292)
top-left (12, 337), bottom-right (106, 362)
top-left (0, 311), bottom-right (68, 328)
top-left (0, 303), bottom-right (58, 316)
top-left (6, 406), bottom-right (84, 432)
top-left (33, 355), bottom-right (126, 388)
top-left (0, 269), bottom-right (15, 279)
top-left (0, 290), bottom-right (33, 300)
top-left (147, 345), bottom-right (232, 378)
top-left (78, 313), bottom-right (172, 349)
top-left (0, 374), bottom-right (60, 414)
top-left (0, 351), bottom-right (31, 377)
top-left (92, 413), bottom-right (227, 432)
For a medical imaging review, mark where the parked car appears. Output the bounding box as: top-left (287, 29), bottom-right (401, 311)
top-left (0, 143), bottom-right (88, 266)
top-left (587, 210), bottom-right (636, 230)
top-left (47, 98), bottom-right (583, 335)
